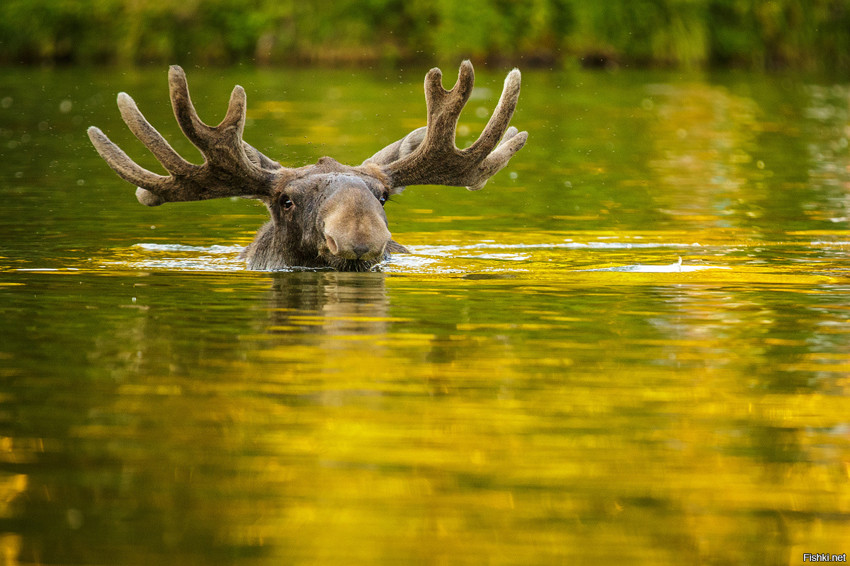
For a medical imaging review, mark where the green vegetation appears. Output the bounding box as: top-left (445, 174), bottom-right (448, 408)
top-left (2, 0), bottom-right (849, 70)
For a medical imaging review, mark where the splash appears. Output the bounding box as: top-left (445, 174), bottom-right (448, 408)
top-left (103, 243), bottom-right (248, 272)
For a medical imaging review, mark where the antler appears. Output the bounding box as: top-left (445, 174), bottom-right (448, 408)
top-left (367, 60), bottom-right (527, 191)
top-left (88, 65), bottom-right (287, 206)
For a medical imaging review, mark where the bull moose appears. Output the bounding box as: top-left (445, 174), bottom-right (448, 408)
top-left (88, 61), bottom-right (527, 271)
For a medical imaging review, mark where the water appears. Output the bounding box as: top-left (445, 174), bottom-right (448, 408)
top-left (1, 65), bottom-right (849, 565)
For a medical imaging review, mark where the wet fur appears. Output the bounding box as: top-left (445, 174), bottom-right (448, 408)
top-left (240, 172), bottom-right (408, 271)
top-left (240, 223), bottom-right (408, 271)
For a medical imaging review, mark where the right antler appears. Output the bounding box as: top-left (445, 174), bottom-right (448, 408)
top-left (88, 65), bottom-right (289, 206)
top-left (367, 60), bottom-right (527, 192)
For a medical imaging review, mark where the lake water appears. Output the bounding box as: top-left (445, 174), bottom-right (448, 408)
top-left (1, 64), bottom-right (849, 565)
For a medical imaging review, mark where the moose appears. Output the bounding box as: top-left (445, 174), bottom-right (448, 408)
top-left (88, 61), bottom-right (527, 271)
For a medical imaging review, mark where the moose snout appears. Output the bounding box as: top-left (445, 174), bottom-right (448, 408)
top-left (324, 232), bottom-right (386, 260)
top-left (320, 181), bottom-right (392, 262)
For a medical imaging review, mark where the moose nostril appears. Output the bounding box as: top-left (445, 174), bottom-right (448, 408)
top-left (326, 235), bottom-right (339, 254)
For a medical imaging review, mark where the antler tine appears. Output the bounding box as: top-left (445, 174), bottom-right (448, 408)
top-left (374, 61), bottom-right (527, 192)
top-left (423, 60), bottom-right (475, 144)
top-left (466, 68), bottom-right (522, 158)
top-left (89, 66), bottom-right (285, 206)
top-left (168, 65), bottom-right (244, 150)
top-left (167, 65), bottom-right (211, 149)
top-left (117, 92), bottom-right (194, 176)
top-left (167, 66), bottom-right (266, 184)
top-left (87, 125), bottom-right (170, 191)
top-left (468, 126), bottom-right (527, 190)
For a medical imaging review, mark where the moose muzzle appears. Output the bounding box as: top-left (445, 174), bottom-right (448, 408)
top-left (320, 181), bottom-right (391, 262)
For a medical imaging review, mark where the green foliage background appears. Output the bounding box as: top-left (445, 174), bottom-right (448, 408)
top-left (1, 0), bottom-right (849, 70)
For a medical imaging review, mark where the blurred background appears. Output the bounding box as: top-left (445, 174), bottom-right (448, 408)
top-left (2, 0), bottom-right (850, 71)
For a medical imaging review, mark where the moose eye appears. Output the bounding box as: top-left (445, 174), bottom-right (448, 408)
top-left (280, 195), bottom-right (294, 210)
top-left (378, 192), bottom-right (389, 206)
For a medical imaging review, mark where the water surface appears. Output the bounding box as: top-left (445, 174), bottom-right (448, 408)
top-left (0, 65), bottom-right (849, 565)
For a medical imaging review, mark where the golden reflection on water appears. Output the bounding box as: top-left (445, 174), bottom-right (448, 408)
top-left (3, 218), bottom-right (850, 564)
top-left (0, 263), bottom-right (847, 565)
top-left (247, 274), bottom-right (848, 565)
top-left (17, 253), bottom-right (839, 565)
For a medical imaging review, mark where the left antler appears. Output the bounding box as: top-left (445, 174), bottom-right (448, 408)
top-left (88, 65), bottom-right (290, 206)
top-left (366, 60), bottom-right (527, 191)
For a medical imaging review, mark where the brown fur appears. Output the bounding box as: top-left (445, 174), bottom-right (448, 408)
top-left (88, 62), bottom-right (526, 271)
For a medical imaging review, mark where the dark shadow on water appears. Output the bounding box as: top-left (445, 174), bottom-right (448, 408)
top-left (267, 270), bottom-right (390, 336)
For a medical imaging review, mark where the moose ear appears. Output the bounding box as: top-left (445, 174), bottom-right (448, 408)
top-left (363, 127), bottom-right (427, 168)
top-left (354, 161), bottom-right (407, 195)
top-left (361, 127), bottom-right (427, 196)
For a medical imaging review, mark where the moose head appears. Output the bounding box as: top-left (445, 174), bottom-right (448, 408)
top-left (88, 61), bottom-right (527, 271)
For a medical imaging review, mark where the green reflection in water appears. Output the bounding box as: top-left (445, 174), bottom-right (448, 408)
top-left (0, 66), bottom-right (848, 565)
